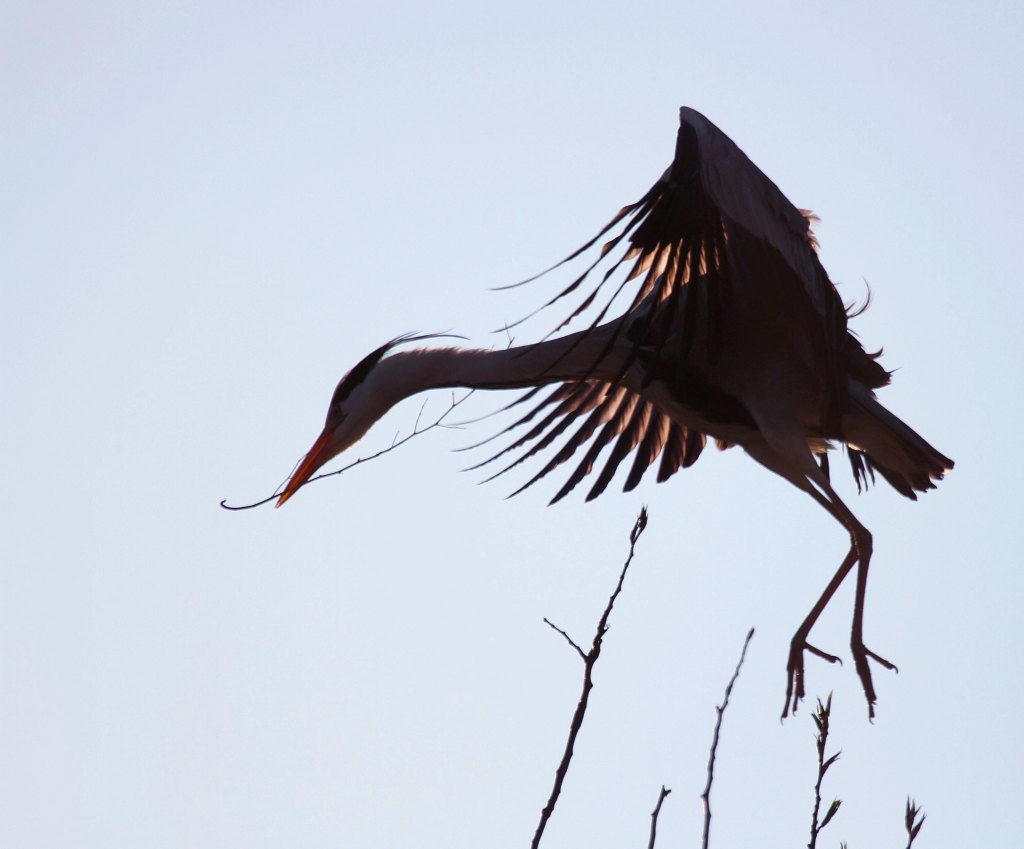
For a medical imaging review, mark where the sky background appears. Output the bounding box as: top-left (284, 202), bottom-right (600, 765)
top-left (3, 2), bottom-right (1022, 847)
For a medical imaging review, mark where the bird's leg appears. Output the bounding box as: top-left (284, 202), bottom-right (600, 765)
top-left (802, 473), bottom-right (896, 720)
top-left (744, 440), bottom-right (895, 718)
top-left (744, 444), bottom-right (855, 716)
top-left (783, 540), bottom-right (858, 719)
top-left (847, 520), bottom-right (898, 719)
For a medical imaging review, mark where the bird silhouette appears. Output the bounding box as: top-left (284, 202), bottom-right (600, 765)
top-left (276, 107), bottom-right (952, 718)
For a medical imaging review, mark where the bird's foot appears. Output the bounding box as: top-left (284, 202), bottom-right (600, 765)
top-left (851, 640), bottom-right (898, 721)
top-left (782, 635), bottom-right (842, 720)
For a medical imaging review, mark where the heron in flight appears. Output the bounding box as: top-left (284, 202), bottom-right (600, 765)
top-left (275, 107), bottom-right (952, 718)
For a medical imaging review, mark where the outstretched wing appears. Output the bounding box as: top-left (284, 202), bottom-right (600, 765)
top-left (467, 380), bottom-right (711, 504)
top-left (507, 107), bottom-right (846, 369)
top-left (480, 107), bottom-right (853, 501)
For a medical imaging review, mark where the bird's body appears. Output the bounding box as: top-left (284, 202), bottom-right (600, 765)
top-left (275, 108), bottom-right (952, 717)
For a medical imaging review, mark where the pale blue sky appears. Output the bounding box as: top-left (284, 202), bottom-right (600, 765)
top-left (3, 2), bottom-right (1022, 847)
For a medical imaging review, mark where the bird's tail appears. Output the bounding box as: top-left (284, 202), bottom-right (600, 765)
top-left (842, 385), bottom-right (953, 499)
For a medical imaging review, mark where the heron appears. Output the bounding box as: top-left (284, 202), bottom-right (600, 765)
top-left (275, 107), bottom-right (952, 718)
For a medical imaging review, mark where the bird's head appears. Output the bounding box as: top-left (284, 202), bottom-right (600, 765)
top-left (275, 338), bottom-right (402, 508)
top-left (275, 333), bottom-right (460, 508)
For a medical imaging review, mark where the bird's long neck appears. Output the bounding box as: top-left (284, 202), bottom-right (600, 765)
top-left (371, 327), bottom-right (620, 408)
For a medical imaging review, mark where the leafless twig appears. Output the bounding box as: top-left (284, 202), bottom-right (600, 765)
top-left (542, 618), bottom-right (586, 660)
top-left (647, 785), bottom-right (672, 849)
top-left (808, 694), bottom-right (842, 849)
top-left (531, 507), bottom-right (649, 849)
top-left (220, 391), bottom-right (473, 510)
top-left (701, 627), bottom-right (755, 849)
top-left (904, 797), bottom-right (926, 847)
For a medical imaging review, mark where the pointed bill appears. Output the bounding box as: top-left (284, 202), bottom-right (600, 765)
top-left (276, 427), bottom-right (335, 507)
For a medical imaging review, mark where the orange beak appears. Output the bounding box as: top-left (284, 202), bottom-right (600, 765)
top-left (276, 426), bottom-right (336, 508)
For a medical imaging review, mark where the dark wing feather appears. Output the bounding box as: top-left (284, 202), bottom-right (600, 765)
top-left (623, 412), bottom-right (673, 491)
top-left (584, 395), bottom-right (655, 500)
top-left (466, 382), bottom-right (606, 480)
top-left (508, 384), bottom-right (632, 500)
top-left (475, 380), bottom-right (707, 503)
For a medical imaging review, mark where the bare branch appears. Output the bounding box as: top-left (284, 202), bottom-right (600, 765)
top-left (220, 391), bottom-right (473, 510)
top-left (808, 693), bottom-right (842, 849)
top-left (543, 617), bottom-right (586, 661)
top-left (701, 627), bottom-right (755, 849)
top-left (531, 507), bottom-right (649, 849)
top-left (647, 785), bottom-right (672, 849)
top-left (905, 797), bottom-right (926, 848)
